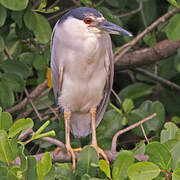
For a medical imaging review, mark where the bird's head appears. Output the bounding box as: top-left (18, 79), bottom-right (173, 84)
top-left (58, 7), bottom-right (132, 37)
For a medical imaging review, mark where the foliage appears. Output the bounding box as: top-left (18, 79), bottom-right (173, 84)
top-left (0, 107), bottom-right (180, 179)
top-left (0, 0), bottom-right (180, 179)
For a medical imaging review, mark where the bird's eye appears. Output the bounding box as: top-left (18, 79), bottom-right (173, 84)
top-left (83, 17), bottom-right (92, 24)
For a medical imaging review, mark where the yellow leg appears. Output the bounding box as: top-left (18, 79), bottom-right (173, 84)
top-left (64, 109), bottom-right (81, 170)
top-left (90, 108), bottom-right (109, 164)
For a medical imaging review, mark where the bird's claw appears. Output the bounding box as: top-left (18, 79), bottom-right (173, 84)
top-left (91, 143), bottom-right (109, 165)
top-left (66, 145), bottom-right (82, 170)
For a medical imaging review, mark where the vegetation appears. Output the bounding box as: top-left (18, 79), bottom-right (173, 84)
top-left (0, 0), bottom-right (180, 179)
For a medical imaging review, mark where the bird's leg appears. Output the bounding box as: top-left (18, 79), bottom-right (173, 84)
top-left (90, 108), bottom-right (109, 164)
top-left (64, 109), bottom-right (81, 170)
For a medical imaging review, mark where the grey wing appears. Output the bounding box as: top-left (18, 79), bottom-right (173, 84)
top-left (50, 22), bottom-right (64, 101)
top-left (96, 34), bottom-right (114, 127)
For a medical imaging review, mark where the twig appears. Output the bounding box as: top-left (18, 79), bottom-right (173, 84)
top-left (48, 7), bottom-right (75, 21)
top-left (18, 128), bottom-right (34, 141)
top-left (71, 0), bottom-right (81, 6)
top-left (15, 109), bottom-right (32, 121)
top-left (118, 2), bottom-right (142, 18)
top-left (25, 88), bottom-right (43, 121)
top-left (111, 113), bottom-right (157, 152)
top-left (140, 2), bottom-right (147, 28)
top-left (7, 80), bottom-right (48, 113)
top-left (39, 100), bottom-right (59, 120)
top-left (4, 46), bottom-right (13, 60)
top-left (42, 137), bottom-right (65, 149)
top-left (48, 0), bottom-right (60, 9)
top-left (114, 8), bottom-right (180, 63)
top-left (18, 128), bottom-right (65, 149)
top-left (111, 89), bottom-right (122, 105)
top-left (140, 124), bottom-right (149, 144)
top-left (133, 67), bottom-right (180, 91)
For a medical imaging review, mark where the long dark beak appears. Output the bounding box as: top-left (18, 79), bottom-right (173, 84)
top-left (96, 20), bottom-right (132, 36)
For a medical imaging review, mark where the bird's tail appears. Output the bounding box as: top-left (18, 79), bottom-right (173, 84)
top-left (70, 112), bottom-right (101, 138)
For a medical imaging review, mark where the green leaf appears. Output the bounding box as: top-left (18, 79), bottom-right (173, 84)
top-left (109, 102), bottom-right (123, 115)
top-left (161, 87), bottom-right (180, 116)
top-left (55, 163), bottom-right (75, 180)
top-left (37, 152), bottom-right (52, 180)
top-left (76, 146), bottom-right (99, 177)
top-left (0, 5), bottom-right (6, 27)
top-left (0, 110), bottom-right (13, 131)
top-left (112, 150), bottom-right (134, 180)
top-left (99, 160), bottom-right (111, 179)
top-left (0, 0), bottom-right (28, 10)
top-left (165, 13), bottom-right (180, 41)
top-left (32, 120), bottom-right (50, 138)
top-left (0, 60), bottom-right (30, 79)
top-left (172, 161), bottom-right (180, 180)
top-left (122, 98), bottom-right (134, 114)
top-left (1, 72), bottom-right (25, 92)
top-left (0, 35), bottom-right (4, 52)
top-left (0, 166), bottom-right (8, 178)
top-left (172, 141), bottom-right (180, 170)
top-left (18, 52), bottom-right (34, 66)
top-left (8, 118), bottom-right (34, 138)
top-left (26, 156), bottom-right (38, 180)
top-left (33, 53), bottom-right (47, 71)
top-left (11, 11), bottom-right (24, 28)
top-left (7, 166), bottom-right (24, 179)
top-left (97, 109), bottom-right (123, 149)
top-left (172, 116), bottom-right (180, 124)
top-left (128, 162), bottom-right (160, 180)
top-left (160, 122), bottom-right (179, 143)
top-left (24, 10), bottom-right (52, 43)
top-left (145, 142), bottom-right (172, 170)
top-left (143, 32), bottom-right (157, 47)
top-left (0, 130), bottom-right (14, 163)
top-left (167, 0), bottom-right (180, 8)
top-left (18, 144), bottom-right (27, 171)
top-left (0, 81), bottom-right (14, 109)
top-left (32, 130), bottom-right (56, 140)
top-left (133, 141), bottom-right (146, 155)
top-left (174, 50), bottom-right (180, 72)
top-left (118, 83), bottom-right (153, 101)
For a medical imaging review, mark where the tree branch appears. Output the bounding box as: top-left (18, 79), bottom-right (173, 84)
top-left (115, 40), bottom-right (180, 69)
top-left (114, 8), bottom-right (180, 63)
top-left (111, 113), bottom-right (157, 152)
top-left (132, 67), bottom-right (180, 91)
top-left (7, 80), bottom-right (48, 113)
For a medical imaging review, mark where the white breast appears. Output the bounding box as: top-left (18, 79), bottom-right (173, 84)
top-left (53, 16), bottom-right (110, 112)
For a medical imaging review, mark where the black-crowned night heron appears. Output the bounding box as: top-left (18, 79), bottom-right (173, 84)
top-left (51, 7), bottom-right (132, 169)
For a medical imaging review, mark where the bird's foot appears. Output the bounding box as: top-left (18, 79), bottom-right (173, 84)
top-left (66, 145), bottom-right (82, 170)
top-left (55, 146), bottom-right (81, 170)
top-left (90, 143), bottom-right (109, 164)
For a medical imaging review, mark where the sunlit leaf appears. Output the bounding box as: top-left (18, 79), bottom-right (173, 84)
top-left (0, 130), bottom-right (14, 163)
top-left (0, 109), bottom-right (12, 131)
top-left (37, 152), bottom-right (52, 180)
top-left (8, 118), bottom-right (34, 138)
top-left (0, 0), bottom-right (28, 10)
top-left (112, 150), bottom-right (134, 180)
top-left (160, 122), bottom-right (179, 143)
top-left (128, 162), bottom-right (160, 180)
top-left (146, 142), bottom-right (172, 170)
top-left (0, 5), bottom-right (6, 26)
top-left (76, 146), bottom-right (99, 177)
top-left (0, 81), bottom-right (14, 109)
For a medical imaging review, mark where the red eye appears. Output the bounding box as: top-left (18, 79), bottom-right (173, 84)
top-left (83, 17), bottom-right (92, 24)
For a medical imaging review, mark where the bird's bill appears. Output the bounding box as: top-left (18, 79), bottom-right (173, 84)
top-left (96, 20), bottom-right (132, 36)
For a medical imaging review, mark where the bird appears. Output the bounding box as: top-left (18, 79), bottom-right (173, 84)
top-left (50, 7), bottom-right (132, 169)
